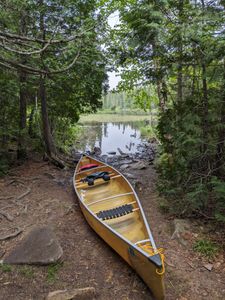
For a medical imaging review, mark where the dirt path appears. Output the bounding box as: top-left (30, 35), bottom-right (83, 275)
top-left (0, 159), bottom-right (224, 299)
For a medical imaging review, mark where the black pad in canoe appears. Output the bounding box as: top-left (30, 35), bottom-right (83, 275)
top-left (97, 204), bottom-right (134, 220)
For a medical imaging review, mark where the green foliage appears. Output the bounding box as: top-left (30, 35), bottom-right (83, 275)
top-left (0, 156), bottom-right (10, 177)
top-left (113, 0), bottom-right (225, 221)
top-left (193, 239), bottom-right (219, 259)
top-left (140, 125), bottom-right (157, 140)
top-left (47, 263), bottom-right (63, 283)
top-left (0, 264), bottom-right (12, 273)
top-left (18, 266), bottom-right (34, 279)
top-left (54, 120), bottom-right (83, 153)
top-left (0, 0), bottom-right (108, 160)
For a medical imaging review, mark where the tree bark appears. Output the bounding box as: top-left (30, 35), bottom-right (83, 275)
top-left (177, 0), bottom-right (183, 102)
top-left (152, 43), bottom-right (167, 112)
top-left (17, 13), bottom-right (27, 159)
top-left (39, 75), bottom-right (56, 156)
top-left (201, 61), bottom-right (209, 153)
top-left (39, 0), bottom-right (56, 157)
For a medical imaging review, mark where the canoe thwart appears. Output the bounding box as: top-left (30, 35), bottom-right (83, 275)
top-left (87, 192), bottom-right (134, 206)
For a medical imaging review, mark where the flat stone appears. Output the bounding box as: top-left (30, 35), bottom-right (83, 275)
top-left (118, 159), bottom-right (133, 165)
top-left (131, 160), bottom-right (148, 170)
top-left (120, 164), bottom-right (130, 171)
top-left (3, 226), bottom-right (63, 265)
top-left (123, 173), bottom-right (137, 179)
top-left (46, 287), bottom-right (96, 300)
top-left (203, 263), bottom-right (213, 271)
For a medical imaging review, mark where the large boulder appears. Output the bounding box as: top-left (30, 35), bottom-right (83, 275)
top-left (3, 225), bottom-right (63, 265)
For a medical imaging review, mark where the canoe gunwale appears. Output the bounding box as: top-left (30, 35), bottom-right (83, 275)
top-left (73, 154), bottom-right (160, 263)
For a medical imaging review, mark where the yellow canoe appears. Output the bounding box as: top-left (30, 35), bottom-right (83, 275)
top-left (73, 154), bottom-right (165, 300)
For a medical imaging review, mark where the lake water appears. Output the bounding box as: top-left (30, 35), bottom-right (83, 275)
top-left (75, 121), bottom-right (148, 155)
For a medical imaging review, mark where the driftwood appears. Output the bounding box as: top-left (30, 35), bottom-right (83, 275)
top-left (0, 227), bottom-right (22, 241)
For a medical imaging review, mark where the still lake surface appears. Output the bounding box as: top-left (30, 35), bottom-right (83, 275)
top-left (76, 120), bottom-right (149, 155)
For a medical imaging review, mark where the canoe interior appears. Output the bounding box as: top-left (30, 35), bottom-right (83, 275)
top-left (75, 155), bottom-right (154, 255)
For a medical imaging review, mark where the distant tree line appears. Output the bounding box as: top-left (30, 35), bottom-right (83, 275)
top-left (102, 85), bottom-right (157, 113)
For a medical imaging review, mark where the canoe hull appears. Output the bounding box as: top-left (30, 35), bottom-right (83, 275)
top-left (79, 201), bottom-right (165, 300)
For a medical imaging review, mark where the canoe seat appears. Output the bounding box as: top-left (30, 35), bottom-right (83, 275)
top-left (97, 204), bottom-right (134, 220)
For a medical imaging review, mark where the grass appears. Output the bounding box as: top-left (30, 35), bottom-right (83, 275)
top-left (47, 262), bottom-right (63, 283)
top-left (193, 239), bottom-right (219, 259)
top-left (18, 266), bottom-right (34, 278)
top-left (0, 264), bottom-right (12, 272)
top-left (79, 113), bottom-right (154, 124)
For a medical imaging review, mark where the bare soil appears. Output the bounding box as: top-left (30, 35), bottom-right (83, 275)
top-left (0, 158), bottom-right (225, 300)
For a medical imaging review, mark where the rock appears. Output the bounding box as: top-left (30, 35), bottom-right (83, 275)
top-left (120, 164), bottom-right (130, 171)
top-left (203, 263), bottom-right (213, 271)
top-left (171, 219), bottom-right (192, 246)
top-left (123, 173), bottom-right (137, 179)
top-left (131, 160), bottom-right (148, 170)
top-left (46, 287), bottom-right (96, 300)
top-left (3, 226), bottom-right (63, 265)
top-left (93, 147), bottom-right (101, 155)
top-left (119, 159), bottom-right (132, 165)
top-left (107, 151), bottom-right (116, 155)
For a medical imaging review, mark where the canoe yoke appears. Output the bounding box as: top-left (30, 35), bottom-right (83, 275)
top-left (81, 171), bottom-right (110, 186)
top-left (97, 204), bottom-right (134, 220)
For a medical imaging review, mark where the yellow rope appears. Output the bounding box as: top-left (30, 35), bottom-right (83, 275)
top-left (141, 244), bottom-right (165, 276)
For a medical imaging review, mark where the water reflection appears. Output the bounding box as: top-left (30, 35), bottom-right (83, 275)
top-left (76, 121), bottom-right (147, 155)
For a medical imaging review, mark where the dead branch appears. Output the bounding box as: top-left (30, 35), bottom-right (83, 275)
top-left (0, 210), bottom-right (14, 222)
top-left (0, 227), bottom-right (22, 241)
top-left (16, 188), bottom-right (31, 201)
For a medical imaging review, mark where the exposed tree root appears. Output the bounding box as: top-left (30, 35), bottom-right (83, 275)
top-left (16, 188), bottom-right (31, 200)
top-left (0, 210), bottom-right (14, 222)
top-left (0, 196), bottom-right (14, 200)
top-left (0, 227), bottom-right (22, 241)
top-left (44, 152), bottom-right (79, 169)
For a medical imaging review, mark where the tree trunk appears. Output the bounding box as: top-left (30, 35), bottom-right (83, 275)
top-left (17, 71), bottom-right (27, 159)
top-left (177, 0), bottom-right (183, 102)
top-left (39, 0), bottom-right (56, 157)
top-left (201, 61), bottom-right (209, 153)
top-left (39, 75), bottom-right (56, 156)
top-left (152, 44), bottom-right (167, 112)
top-left (17, 13), bottom-right (27, 160)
